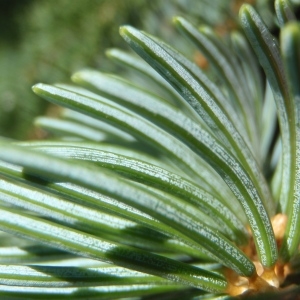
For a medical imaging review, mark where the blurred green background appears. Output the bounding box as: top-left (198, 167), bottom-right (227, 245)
top-left (0, 0), bottom-right (160, 139)
top-left (0, 0), bottom-right (275, 139)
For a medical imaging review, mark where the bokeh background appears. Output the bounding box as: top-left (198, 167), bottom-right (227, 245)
top-left (0, 0), bottom-right (275, 139)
